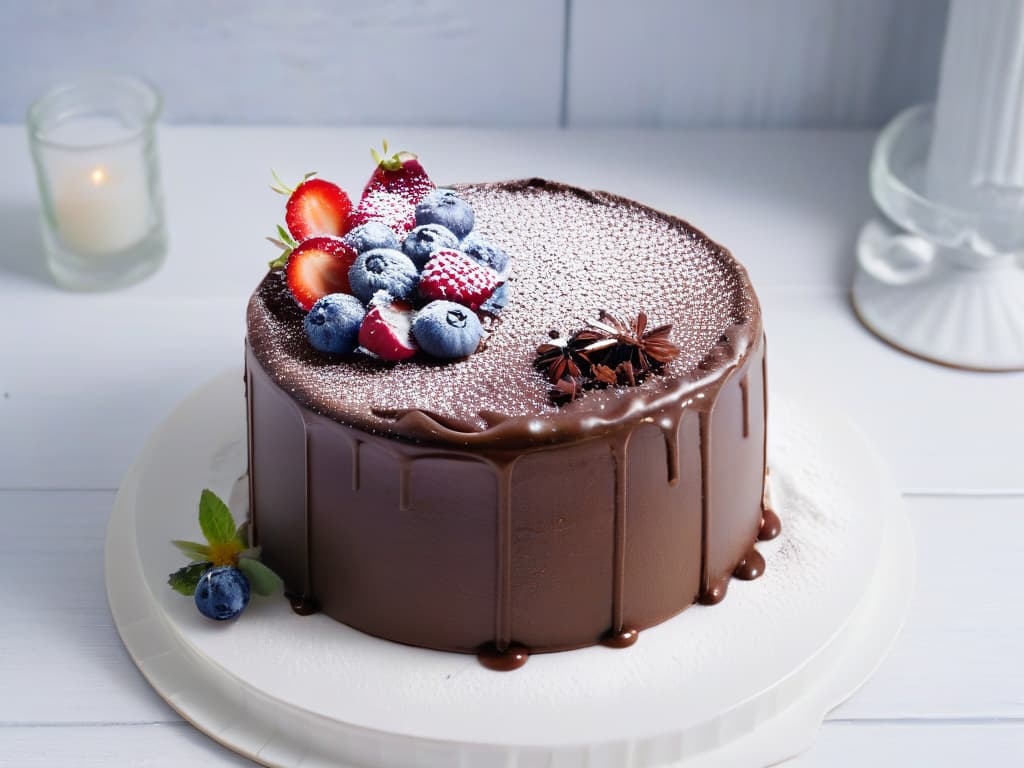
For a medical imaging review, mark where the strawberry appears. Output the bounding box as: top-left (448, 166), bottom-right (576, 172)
top-left (272, 172), bottom-right (353, 241)
top-left (358, 297), bottom-right (417, 361)
top-left (348, 190), bottom-right (416, 237)
top-left (285, 237), bottom-right (357, 312)
top-left (418, 249), bottom-right (499, 311)
top-left (363, 140), bottom-right (434, 206)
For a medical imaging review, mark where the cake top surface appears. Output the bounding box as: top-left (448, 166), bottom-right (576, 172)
top-left (247, 179), bottom-right (761, 448)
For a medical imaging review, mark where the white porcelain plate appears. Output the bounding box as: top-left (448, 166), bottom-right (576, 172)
top-left (106, 370), bottom-right (914, 767)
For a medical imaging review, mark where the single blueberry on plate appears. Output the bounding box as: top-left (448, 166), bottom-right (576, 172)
top-left (348, 248), bottom-right (419, 303)
top-left (343, 221), bottom-right (399, 253)
top-left (414, 189), bottom-right (475, 240)
top-left (412, 300), bottom-right (483, 359)
top-left (304, 293), bottom-right (366, 354)
top-left (194, 566), bottom-right (251, 621)
top-left (460, 232), bottom-right (511, 280)
top-left (401, 223), bottom-right (459, 268)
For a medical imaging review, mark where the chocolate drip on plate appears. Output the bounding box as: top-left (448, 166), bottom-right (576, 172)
top-left (477, 643), bottom-right (529, 671)
top-left (733, 548), bottom-right (765, 581)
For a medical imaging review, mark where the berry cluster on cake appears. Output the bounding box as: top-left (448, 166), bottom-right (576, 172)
top-left (242, 146), bottom-right (778, 670)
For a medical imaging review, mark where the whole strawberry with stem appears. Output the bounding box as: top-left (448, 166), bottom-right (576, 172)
top-left (363, 140), bottom-right (435, 206)
top-left (271, 170), bottom-right (353, 241)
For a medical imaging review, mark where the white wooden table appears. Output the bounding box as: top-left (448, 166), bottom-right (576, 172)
top-left (1, 126), bottom-right (1022, 766)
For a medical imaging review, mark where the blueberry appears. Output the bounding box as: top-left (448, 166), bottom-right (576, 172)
top-left (304, 293), bottom-right (365, 354)
top-left (348, 248), bottom-right (419, 303)
top-left (194, 566), bottom-right (250, 621)
top-left (412, 300), bottom-right (483, 359)
top-left (401, 223), bottom-right (459, 268)
top-left (479, 282), bottom-right (510, 315)
top-left (414, 189), bottom-right (475, 240)
top-left (460, 232), bottom-right (510, 279)
top-left (343, 221), bottom-right (399, 253)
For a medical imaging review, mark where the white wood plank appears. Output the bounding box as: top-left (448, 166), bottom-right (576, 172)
top-left (568, 0), bottom-right (948, 128)
top-left (1, 721), bottom-right (1021, 767)
top-left (1, 0), bottom-right (565, 126)
top-left (795, 721), bottom-right (1024, 766)
top-left (1, 126), bottom-right (877, 299)
top-left (3, 492), bottom-right (1022, 727)
top-left (834, 496), bottom-right (1024, 721)
top-left (0, 490), bottom-right (177, 724)
top-left (0, 723), bottom-right (252, 767)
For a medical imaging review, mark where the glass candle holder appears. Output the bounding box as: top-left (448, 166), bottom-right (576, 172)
top-left (27, 76), bottom-right (167, 291)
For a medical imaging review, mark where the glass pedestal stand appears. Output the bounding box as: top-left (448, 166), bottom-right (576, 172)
top-left (853, 104), bottom-right (1024, 371)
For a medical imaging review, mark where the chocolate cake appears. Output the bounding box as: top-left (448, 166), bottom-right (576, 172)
top-left (245, 178), bottom-right (775, 669)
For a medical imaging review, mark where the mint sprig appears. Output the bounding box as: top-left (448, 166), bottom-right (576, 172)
top-left (168, 489), bottom-right (285, 608)
top-left (168, 562), bottom-right (211, 596)
top-left (199, 488), bottom-right (236, 545)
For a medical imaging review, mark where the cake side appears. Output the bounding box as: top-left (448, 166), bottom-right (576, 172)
top-left (245, 334), bottom-right (766, 655)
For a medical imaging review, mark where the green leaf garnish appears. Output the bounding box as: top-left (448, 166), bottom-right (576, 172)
top-left (235, 520), bottom-right (250, 549)
top-left (276, 225), bottom-right (297, 248)
top-left (239, 546), bottom-right (261, 561)
top-left (172, 539), bottom-right (211, 562)
top-left (237, 558), bottom-right (283, 597)
top-left (168, 562), bottom-right (210, 596)
top-left (198, 489), bottom-right (236, 546)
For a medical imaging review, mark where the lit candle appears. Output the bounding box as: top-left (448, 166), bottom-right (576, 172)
top-left (53, 158), bottom-right (151, 254)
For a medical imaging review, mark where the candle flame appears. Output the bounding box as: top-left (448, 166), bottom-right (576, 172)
top-left (90, 167), bottom-right (107, 186)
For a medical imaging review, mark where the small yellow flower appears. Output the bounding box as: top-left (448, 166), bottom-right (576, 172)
top-left (207, 539), bottom-right (243, 568)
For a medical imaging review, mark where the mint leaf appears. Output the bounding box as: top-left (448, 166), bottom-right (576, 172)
top-left (237, 558), bottom-right (283, 597)
top-left (198, 489), bottom-right (235, 546)
top-left (239, 545), bottom-right (261, 561)
top-left (172, 539), bottom-right (211, 562)
top-left (235, 521), bottom-right (250, 549)
top-left (168, 562), bottom-right (210, 596)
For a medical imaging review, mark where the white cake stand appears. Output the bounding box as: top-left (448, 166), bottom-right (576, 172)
top-left (106, 370), bottom-right (914, 768)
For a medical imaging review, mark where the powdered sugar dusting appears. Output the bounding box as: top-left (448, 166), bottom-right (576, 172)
top-left (247, 180), bottom-right (757, 438)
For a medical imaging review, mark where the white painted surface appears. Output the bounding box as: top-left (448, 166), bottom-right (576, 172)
top-left (1, 125), bottom-right (1022, 765)
top-left (0, 0), bottom-right (565, 126)
top-left (569, 0), bottom-right (948, 128)
top-left (0, 0), bottom-right (946, 127)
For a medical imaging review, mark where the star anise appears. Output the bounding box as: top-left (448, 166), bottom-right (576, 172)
top-left (549, 376), bottom-right (584, 404)
top-left (535, 332), bottom-right (595, 383)
top-left (586, 310), bottom-right (681, 374)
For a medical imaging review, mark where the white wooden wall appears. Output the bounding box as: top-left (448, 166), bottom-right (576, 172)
top-left (1, 0), bottom-right (948, 127)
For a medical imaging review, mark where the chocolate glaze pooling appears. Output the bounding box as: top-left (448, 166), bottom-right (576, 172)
top-left (245, 179), bottom-right (777, 668)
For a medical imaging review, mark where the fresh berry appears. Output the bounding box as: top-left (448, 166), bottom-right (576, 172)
top-left (363, 141), bottom-right (435, 206)
top-left (285, 237), bottom-right (358, 311)
top-left (418, 249), bottom-right (498, 310)
top-left (358, 293), bottom-right (417, 361)
top-left (412, 300), bottom-right (483, 359)
top-left (343, 221), bottom-right (399, 254)
top-left (348, 248), bottom-right (419, 303)
top-left (194, 566), bottom-right (250, 621)
top-left (480, 282), bottom-right (510, 316)
top-left (304, 293), bottom-right (365, 354)
top-left (349, 190), bottom-right (416, 237)
top-left (414, 189), bottom-right (475, 240)
top-left (401, 223), bottom-right (459, 268)
top-left (460, 232), bottom-right (511, 281)
top-left (273, 174), bottom-right (353, 241)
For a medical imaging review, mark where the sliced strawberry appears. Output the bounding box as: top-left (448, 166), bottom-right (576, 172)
top-left (358, 298), bottom-right (417, 361)
top-left (418, 249), bottom-right (499, 310)
top-left (285, 237), bottom-right (357, 311)
top-left (280, 176), bottom-right (353, 241)
top-left (348, 190), bottom-right (416, 237)
top-left (363, 141), bottom-right (435, 206)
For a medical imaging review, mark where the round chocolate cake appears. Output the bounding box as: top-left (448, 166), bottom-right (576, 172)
top-left (245, 178), bottom-right (773, 668)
